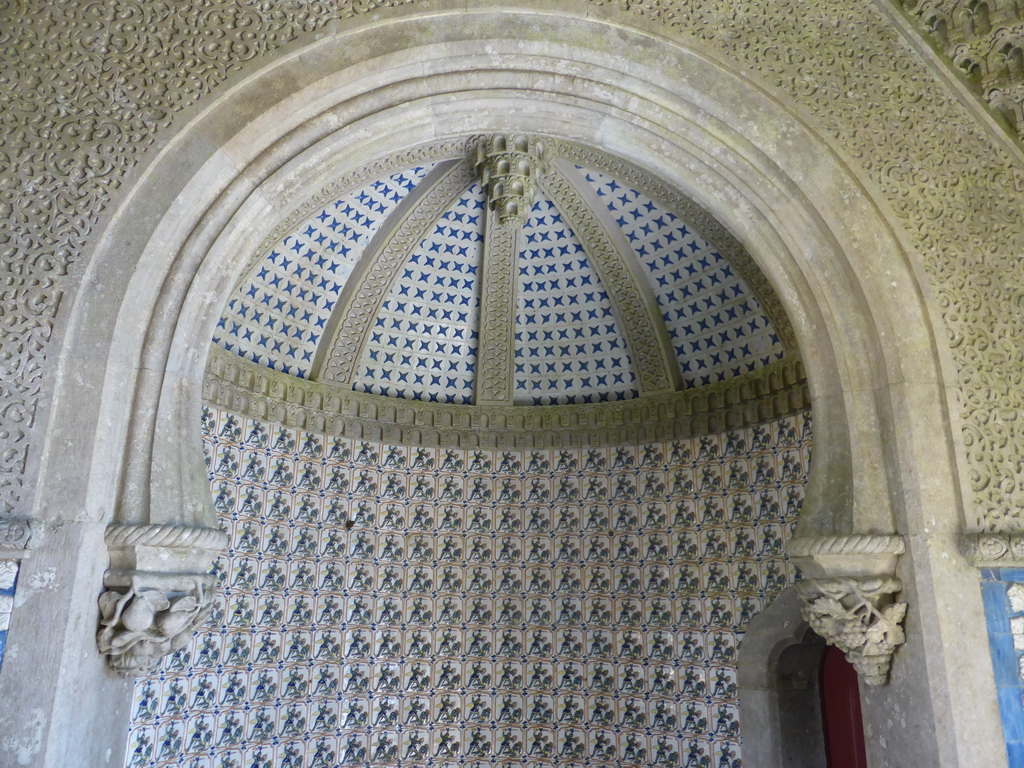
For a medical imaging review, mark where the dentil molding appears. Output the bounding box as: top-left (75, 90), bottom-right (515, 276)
top-left (205, 344), bottom-right (809, 448)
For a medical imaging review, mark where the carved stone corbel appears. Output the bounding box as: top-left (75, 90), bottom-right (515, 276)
top-left (788, 534), bottom-right (907, 685)
top-left (97, 524), bottom-right (228, 677)
top-left (795, 576), bottom-right (907, 685)
top-left (474, 134), bottom-right (544, 225)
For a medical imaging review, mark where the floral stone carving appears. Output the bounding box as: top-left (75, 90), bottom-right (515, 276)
top-left (796, 576), bottom-right (907, 685)
top-left (97, 572), bottom-right (216, 678)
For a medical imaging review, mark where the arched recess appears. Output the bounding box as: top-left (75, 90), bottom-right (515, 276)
top-left (11, 7), bottom-right (1001, 768)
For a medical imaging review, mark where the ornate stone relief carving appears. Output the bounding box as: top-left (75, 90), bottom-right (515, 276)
top-left (796, 577), bottom-right (908, 685)
top-left (964, 531), bottom-right (1024, 565)
top-left (97, 572), bottom-right (216, 678)
top-left (578, 0), bottom-right (1024, 530)
top-left (474, 134), bottom-right (544, 225)
top-left (205, 343), bottom-right (809, 448)
top-left (542, 163), bottom-right (677, 396)
top-left (892, 0), bottom-right (1024, 136)
top-left (474, 218), bottom-right (519, 405)
top-left (97, 523), bottom-right (228, 676)
top-left (788, 533), bottom-right (907, 684)
top-left (3, 0), bottom-right (1024, 537)
top-left (318, 161), bottom-right (479, 384)
top-left (0, 518), bottom-right (34, 558)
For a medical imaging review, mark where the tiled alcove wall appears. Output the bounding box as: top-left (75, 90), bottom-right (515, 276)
top-left (125, 405), bottom-right (811, 768)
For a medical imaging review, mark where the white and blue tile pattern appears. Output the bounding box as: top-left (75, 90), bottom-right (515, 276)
top-left (515, 194), bottom-right (637, 405)
top-left (578, 168), bottom-right (784, 388)
top-left (213, 165), bottom-right (436, 378)
top-left (0, 560), bottom-right (17, 672)
top-left (125, 406), bottom-right (812, 768)
top-left (981, 569), bottom-right (1024, 765)
top-left (351, 184), bottom-right (485, 404)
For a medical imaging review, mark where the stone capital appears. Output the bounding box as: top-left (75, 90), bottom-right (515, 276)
top-left (97, 523), bottom-right (227, 676)
top-left (787, 534), bottom-right (907, 685)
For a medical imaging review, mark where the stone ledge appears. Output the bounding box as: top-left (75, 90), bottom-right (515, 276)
top-left (204, 345), bottom-right (809, 448)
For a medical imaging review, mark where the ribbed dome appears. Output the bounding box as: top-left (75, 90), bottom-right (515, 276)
top-left (213, 140), bottom-right (789, 406)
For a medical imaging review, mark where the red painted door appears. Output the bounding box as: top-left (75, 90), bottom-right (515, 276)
top-left (820, 645), bottom-right (868, 768)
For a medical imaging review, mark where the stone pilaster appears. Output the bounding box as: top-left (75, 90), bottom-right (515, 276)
top-left (473, 135), bottom-right (543, 405)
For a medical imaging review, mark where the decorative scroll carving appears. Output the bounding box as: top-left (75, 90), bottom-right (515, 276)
top-left (963, 532), bottom-right (1024, 565)
top-left (319, 161), bottom-right (478, 384)
top-left (543, 163), bottom-right (677, 396)
top-left (0, 518), bottom-right (34, 556)
top-left (2, 0), bottom-right (1023, 539)
top-left (97, 572), bottom-right (216, 678)
top-left (98, 523), bottom-right (228, 676)
top-left (892, 0), bottom-right (1024, 137)
top-left (475, 135), bottom-right (544, 224)
top-left (796, 577), bottom-right (907, 685)
top-left (474, 219), bottom-right (518, 405)
top-left (206, 344), bottom-right (809, 448)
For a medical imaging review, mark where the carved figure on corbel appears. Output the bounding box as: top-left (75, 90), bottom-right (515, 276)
top-left (97, 524), bottom-right (228, 677)
top-left (787, 533), bottom-right (907, 685)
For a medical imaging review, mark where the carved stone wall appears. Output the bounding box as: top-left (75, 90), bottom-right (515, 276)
top-left (124, 404), bottom-right (811, 768)
top-left (2, 0), bottom-right (1022, 533)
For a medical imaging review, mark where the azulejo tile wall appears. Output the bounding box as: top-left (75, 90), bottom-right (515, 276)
top-left (980, 569), bottom-right (1024, 766)
top-left (0, 561), bottom-right (18, 671)
top-left (126, 406), bottom-right (811, 768)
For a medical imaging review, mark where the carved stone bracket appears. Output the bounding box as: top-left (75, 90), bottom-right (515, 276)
top-left (788, 534), bottom-right (907, 685)
top-left (796, 576), bottom-right (907, 685)
top-left (963, 532), bottom-right (1024, 566)
top-left (97, 524), bottom-right (227, 677)
top-left (475, 134), bottom-right (544, 225)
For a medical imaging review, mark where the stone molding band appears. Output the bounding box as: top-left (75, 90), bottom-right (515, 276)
top-left (963, 532), bottom-right (1024, 566)
top-left (205, 344), bottom-right (809, 448)
top-left (787, 534), bottom-right (906, 558)
top-left (104, 524), bottom-right (229, 552)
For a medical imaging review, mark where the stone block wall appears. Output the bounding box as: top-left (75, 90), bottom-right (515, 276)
top-left (125, 405), bottom-right (811, 768)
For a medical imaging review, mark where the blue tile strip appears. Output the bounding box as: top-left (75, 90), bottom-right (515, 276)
top-left (0, 560), bottom-right (20, 674)
top-left (980, 568), bottom-right (1024, 763)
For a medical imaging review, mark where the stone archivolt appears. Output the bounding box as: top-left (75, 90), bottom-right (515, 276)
top-left (1, 0), bottom-right (1022, 530)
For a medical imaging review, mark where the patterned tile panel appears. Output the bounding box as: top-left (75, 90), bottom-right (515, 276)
top-left (0, 561), bottom-right (17, 672)
top-left (515, 193), bottom-right (638, 405)
top-left (577, 167), bottom-right (785, 388)
top-left (351, 183), bottom-right (484, 404)
top-left (127, 407), bottom-right (811, 768)
top-left (981, 569), bottom-right (1024, 766)
top-left (213, 165), bottom-right (436, 378)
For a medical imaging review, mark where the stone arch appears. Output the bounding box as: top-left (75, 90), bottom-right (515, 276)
top-left (18, 7), bottom-right (1000, 767)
